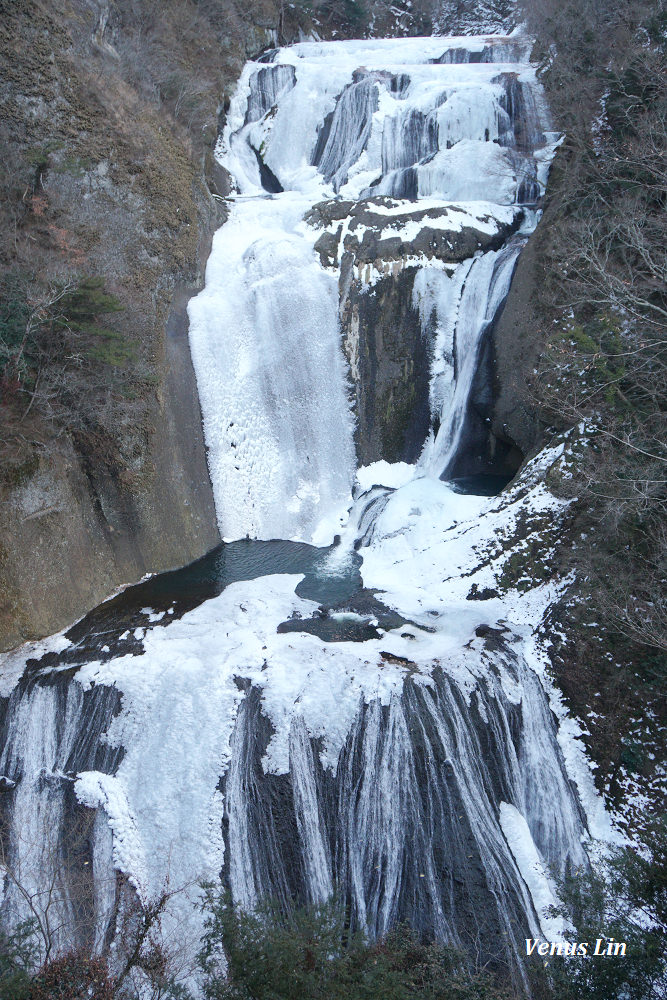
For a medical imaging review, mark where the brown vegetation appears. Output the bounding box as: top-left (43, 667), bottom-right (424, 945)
top-left (0, 805), bottom-right (195, 998)
top-left (517, 0), bottom-right (667, 825)
top-left (0, 0), bottom-right (283, 647)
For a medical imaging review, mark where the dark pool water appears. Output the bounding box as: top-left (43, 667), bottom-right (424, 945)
top-left (26, 470), bottom-right (506, 675)
top-left (66, 538), bottom-right (362, 638)
top-left (449, 473), bottom-right (514, 496)
top-left (27, 538), bottom-right (413, 672)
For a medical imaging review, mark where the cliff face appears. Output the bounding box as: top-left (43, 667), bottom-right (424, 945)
top-left (343, 267), bottom-right (430, 465)
top-left (0, 284), bottom-right (220, 650)
top-left (342, 244), bottom-right (539, 479)
top-left (0, 0), bottom-right (447, 651)
top-left (0, 0), bottom-right (279, 650)
top-left (307, 195), bottom-right (529, 474)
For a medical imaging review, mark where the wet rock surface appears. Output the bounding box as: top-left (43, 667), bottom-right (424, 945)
top-left (341, 266), bottom-right (431, 465)
top-left (305, 196), bottom-right (525, 469)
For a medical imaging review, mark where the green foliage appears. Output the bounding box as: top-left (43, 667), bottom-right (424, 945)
top-left (0, 271), bottom-right (35, 398)
top-left (56, 277), bottom-right (123, 332)
top-left (54, 277), bottom-right (132, 368)
top-left (552, 317), bottom-right (629, 411)
top-left (1, 275), bottom-right (129, 385)
top-left (0, 272), bottom-right (30, 357)
top-left (23, 142), bottom-right (65, 189)
top-left (645, 5), bottom-right (667, 46)
top-left (0, 921), bottom-right (37, 1000)
top-left (53, 154), bottom-right (93, 177)
top-left (0, 449), bottom-right (40, 487)
top-left (619, 739), bottom-right (645, 775)
top-left (0, 273), bottom-right (131, 417)
top-left (24, 142), bottom-right (63, 170)
top-left (316, 0), bottom-right (369, 28)
top-left (83, 332), bottom-right (133, 367)
top-left (341, 0), bottom-right (367, 25)
top-left (544, 819), bottom-right (667, 1000)
top-left (198, 889), bottom-right (518, 1000)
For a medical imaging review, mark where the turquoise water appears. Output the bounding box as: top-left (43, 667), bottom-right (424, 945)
top-left (34, 471), bottom-right (512, 671)
top-left (41, 539), bottom-right (370, 668)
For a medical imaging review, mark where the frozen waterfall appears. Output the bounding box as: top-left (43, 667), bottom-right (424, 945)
top-left (0, 29), bottom-right (609, 997)
top-left (415, 236), bottom-right (527, 478)
top-left (188, 196), bottom-right (355, 543)
top-left (189, 31), bottom-right (559, 541)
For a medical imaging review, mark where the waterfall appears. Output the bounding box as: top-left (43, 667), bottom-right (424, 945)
top-left (312, 76), bottom-right (380, 191)
top-left (244, 65), bottom-right (296, 125)
top-left (197, 31), bottom-right (558, 510)
top-left (0, 29), bottom-right (608, 994)
top-left (415, 237), bottom-right (526, 478)
top-left (221, 644), bottom-right (588, 975)
top-left (188, 196), bottom-right (355, 543)
top-left (0, 679), bottom-right (123, 959)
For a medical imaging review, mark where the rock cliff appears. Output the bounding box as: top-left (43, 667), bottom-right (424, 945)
top-left (0, 0), bottom-right (283, 649)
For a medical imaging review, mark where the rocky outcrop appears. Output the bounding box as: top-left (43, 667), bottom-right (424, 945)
top-left (306, 197), bottom-right (526, 468)
top-left (0, 271), bottom-right (220, 651)
top-left (0, 0), bottom-right (342, 650)
top-left (308, 197), bottom-right (524, 272)
top-left (341, 265), bottom-right (430, 464)
top-left (486, 195), bottom-right (561, 461)
top-left (0, 0), bottom-right (237, 650)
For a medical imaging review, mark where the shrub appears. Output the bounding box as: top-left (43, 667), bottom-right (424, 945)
top-left (53, 278), bottom-right (129, 367)
top-left (544, 818), bottom-right (667, 1000)
top-left (198, 890), bottom-right (519, 1000)
top-left (28, 953), bottom-right (116, 1000)
top-left (0, 921), bottom-right (36, 1000)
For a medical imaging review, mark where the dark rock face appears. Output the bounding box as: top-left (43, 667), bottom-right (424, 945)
top-left (0, 217), bottom-right (222, 653)
top-left (486, 198), bottom-right (560, 460)
top-left (306, 196), bottom-right (526, 469)
top-left (341, 265), bottom-right (431, 465)
top-left (0, 1), bottom-right (241, 650)
top-left (430, 42), bottom-right (530, 65)
top-left (493, 72), bottom-right (546, 153)
top-left (448, 304), bottom-right (526, 479)
top-left (251, 144), bottom-right (284, 192)
top-left (223, 688), bottom-right (306, 911)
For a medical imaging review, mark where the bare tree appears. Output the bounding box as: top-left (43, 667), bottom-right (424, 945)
top-left (0, 806), bottom-right (198, 998)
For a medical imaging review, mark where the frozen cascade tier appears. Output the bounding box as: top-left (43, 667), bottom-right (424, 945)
top-left (188, 196), bottom-right (356, 544)
top-left (188, 32), bottom-right (559, 541)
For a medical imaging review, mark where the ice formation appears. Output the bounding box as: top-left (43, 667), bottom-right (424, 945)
top-left (0, 30), bottom-right (613, 996)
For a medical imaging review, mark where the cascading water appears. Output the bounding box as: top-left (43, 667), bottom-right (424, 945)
top-left (415, 236), bottom-right (528, 478)
top-left (191, 32), bottom-right (557, 532)
top-left (187, 196), bottom-right (355, 543)
top-left (0, 28), bottom-right (612, 995)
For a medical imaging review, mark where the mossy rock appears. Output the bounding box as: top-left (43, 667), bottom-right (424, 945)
top-left (0, 450), bottom-right (39, 488)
